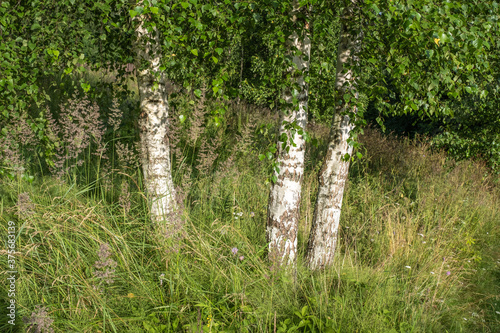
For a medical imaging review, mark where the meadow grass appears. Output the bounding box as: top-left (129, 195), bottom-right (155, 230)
top-left (0, 89), bottom-right (499, 332)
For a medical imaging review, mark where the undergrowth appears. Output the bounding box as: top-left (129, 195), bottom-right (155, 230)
top-left (0, 84), bottom-right (499, 332)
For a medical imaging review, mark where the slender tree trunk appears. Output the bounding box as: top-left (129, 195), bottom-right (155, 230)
top-left (305, 2), bottom-right (361, 270)
top-left (267, 3), bottom-right (311, 266)
top-left (134, 17), bottom-right (177, 226)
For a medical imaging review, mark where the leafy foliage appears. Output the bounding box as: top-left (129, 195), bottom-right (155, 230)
top-left (360, 0), bottom-right (498, 117)
top-left (354, 0), bottom-right (500, 170)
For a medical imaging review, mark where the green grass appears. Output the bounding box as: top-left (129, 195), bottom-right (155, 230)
top-left (1, 95), bottom-right (499, 332)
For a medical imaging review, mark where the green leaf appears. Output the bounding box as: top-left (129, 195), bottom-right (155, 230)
top-left (194, 89), bottom-right (202, 98)
top-left (81, 82), bottom-right (90, 92)
top-left (215, 48), bottom-right (223, 55)
top-left (370, 4), bottom-right (380, 14)
top-left (150, 7), bottom-right (159, 14)
top-left (134, 6), bottom-right (144, 14)
top-left (258, 154), bottom-right (265, 161)
top-left (180, 2), bottom-right (190, 9)
top-left (191, 49), bottom-right (198, 56)
top-left (179, 114), bottom-right (186, 123)
top-left (266, 151), bottom-right (273, 160)
top-left (301, 305), bottom-right (309, 317)
top-left (129, 10), bottom-right (138, 18)
top-left (212, 56), bottom-right (218, 64)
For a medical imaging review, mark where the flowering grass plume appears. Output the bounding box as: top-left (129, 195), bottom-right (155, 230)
top-left (16, 192), bottom-right (35, 218)
top-left (0, 110), bottom-right (37, 174)
top-left (119, 180), bottom-right (131, 214)
top-left (197, 135), bottom-right (221, 175)
top-left (94, 243), bottom-right (118, 285)
top-left (108, 97), bottom-right (122, 132)
top-left (23, 305), bottom-right (54, 333)
top-left (115, 141), bottom-right (140, 170)
top-left (47, 93), bottom-right (107, 177)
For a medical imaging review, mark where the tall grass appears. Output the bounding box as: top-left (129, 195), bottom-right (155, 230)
top-left (0, 81), bottom-right (499, 332)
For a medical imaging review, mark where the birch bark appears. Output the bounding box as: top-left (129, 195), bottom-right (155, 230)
top-left (134, 17), bottom-right (177, 227)
top-left (267, 3), bottom-right (311, 266)
top-left (305, 2), bottom-right (361, 270)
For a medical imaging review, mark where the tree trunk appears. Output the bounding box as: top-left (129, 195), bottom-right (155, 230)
top-left (267, 4), bottom-right (311, 266)
top-left (305, 3), bottom-right (361, 270)
top-left (134, 17), bottom-right (177, 226)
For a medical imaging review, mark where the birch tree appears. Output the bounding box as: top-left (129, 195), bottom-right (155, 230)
top-left (305, 0), bottom-right (361, 270)
top-left (267, 1), bottom-right (311, 266)
top-left (130, 0), bottom-right (241, 227)
top-left (305, 0), bottom-right (498, 269)
top-left (133, 14), bottom-right (177, 226)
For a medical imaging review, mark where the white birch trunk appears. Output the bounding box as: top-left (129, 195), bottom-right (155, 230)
top-left (305, 3), bottom-right (361, 270)
top-left (134, 17), bottom-right (177, 227)
top-left (267, 5), bottom-right (311, 266)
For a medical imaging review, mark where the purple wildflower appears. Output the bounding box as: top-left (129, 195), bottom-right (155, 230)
top-left (231, 247), bottom-right (238, 255)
